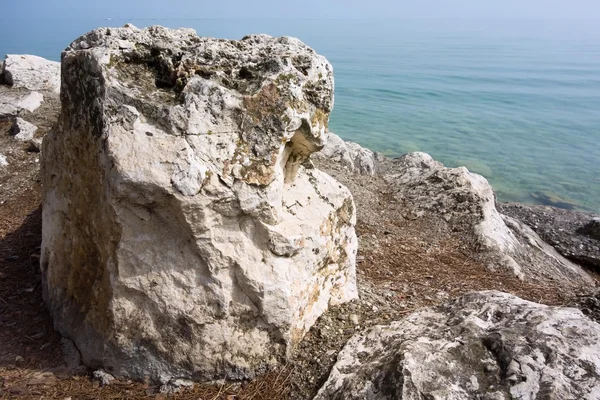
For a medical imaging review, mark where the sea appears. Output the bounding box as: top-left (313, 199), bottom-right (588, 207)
top-left (1, 18), bottom-right (599, 212)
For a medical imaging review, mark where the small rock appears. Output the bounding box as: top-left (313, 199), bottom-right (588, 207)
top-left (15, 356), bottom-right (24, 363)
top-left (28, 138), bottom-right (43, 153)
top-left (10, 117), bottom-right (38, 141)
top-left (92, 369), bottom-right (115, 386)
top-left (0, 154), bottom-right (8, 167)
top-left (159, 379), bottom-right (194, 394)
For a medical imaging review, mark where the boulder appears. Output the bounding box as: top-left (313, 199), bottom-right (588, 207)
top-left (2, 55), bottom-right (61, 93)
top-left (499, 203), bottom-right (600, 270)
top-left (10, 117), bottom-right (38, 141)
top-left (316, 291), bottom-right (600, 400)
top-left (41, 26), bottom-right (357, 383)
top-left (386, 153), bottom-right (592, 284)
top-left (313, 131), bottom-right (383, 175)
top-left (0, 90), bottom-right (44, 119)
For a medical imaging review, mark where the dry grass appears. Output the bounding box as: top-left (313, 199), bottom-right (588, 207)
top-left (0, 366), bottom-right (293, 399)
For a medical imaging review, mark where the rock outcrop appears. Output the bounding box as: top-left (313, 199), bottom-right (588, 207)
top-left (1, 54), bottom-right (61, 93)
top-left (386, 152), bottom-right (592, 284)
top-left (316, 291), bottom-right (600, 400)
top-left (41, 25), bottom-right (357, 383)
top-left (313, 131), bottom-right (383, 175)
top-left (500, 202), bottom-right (600, 269)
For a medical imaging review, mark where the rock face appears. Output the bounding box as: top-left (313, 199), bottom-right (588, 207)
top-left (41, 25), bottom-right (357, 382)
top-left (313, 131), bottom-right (383, 175)
top-left (386, 153), bottom-right (592, 284)
top-left (316, 291), bottom-right (600, 400)
top-left (1, 55), bottom-right (61, 93)
top-left (499, 203), bottom-right (600, 269)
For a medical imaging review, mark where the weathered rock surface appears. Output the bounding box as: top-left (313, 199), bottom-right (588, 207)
top-left (41, 25), bottom-right (357, 383)
top-left (583, 218), bottom-right (600, 241)
top-left (499, 203), bottom-right (600, 269)
top-left (28, 137), bottom-right (43, 153)
top-left (316, 291), bottom-right (600, 400)
top-left (1, 55), bottom-right (61, 93)
top-left (0, 89), bottom-right (45, 118)
top-left (313, 131), bottom-right (384, 175)
top-left (10, 117), bottom-right (38, 141)
top-left (385, 152), bottom-right (592, 284)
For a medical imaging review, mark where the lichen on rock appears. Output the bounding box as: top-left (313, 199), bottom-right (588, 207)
top-left (41, 25), bottom-right (357, 383)
top-left (316, 291), bottom-right (600, 400)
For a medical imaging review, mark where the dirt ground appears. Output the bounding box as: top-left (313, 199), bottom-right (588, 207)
top-left (1, 115), bottom-right (598, 398)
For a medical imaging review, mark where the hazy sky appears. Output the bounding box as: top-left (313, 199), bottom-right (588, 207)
top-left (6, 0), bottom-right (600, 20)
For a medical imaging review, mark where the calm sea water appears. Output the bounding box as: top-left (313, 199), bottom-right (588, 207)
top-left (2, 18), bottom-right (599, 212)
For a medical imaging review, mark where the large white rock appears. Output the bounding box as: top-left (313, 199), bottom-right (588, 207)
top-left (386, 153), bottom-right (592, 284)
top-left (2, 55), bottom-right (61, 93)
top-left (0, 90), bottom-right (44, 118)
top-left (41, 26), bottom-right (357, 382)
top-left (316, 291), bottom-right (600, 400)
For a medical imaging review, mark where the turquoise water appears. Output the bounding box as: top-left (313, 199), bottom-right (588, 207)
top-left (2, 18), bottom-right (599, 212)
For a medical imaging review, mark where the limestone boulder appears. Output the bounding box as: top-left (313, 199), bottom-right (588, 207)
top-left (2, 54), bottom-right (61, 93)
top-left (316, 291), bottom-right (600, 400)
top-left (313, 131), bottom-right (383, 175)
top-left (386, 152), bottom-right (592, 284)
top-left (41, 25), bottom-right (357, 383)
top-left (0, 89), bottom-right (44, 118)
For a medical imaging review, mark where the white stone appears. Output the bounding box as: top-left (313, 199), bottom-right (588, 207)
top-left (92, 369), bottom-right (115, 386)
top-left (316, 291), bottom-right (600, 400)
top-left (28, 137), bottom-right (43, 153)
top-left (0, 154), bottom-right (8, 167)
top-left (313, 131), bottom-right (380, 175)
top-left (41, 26), bottom-right (357, 383)
top-left (2, 55), bottom-right (61, 93)
top-left (386, 152), bottom-right (592, 284)
top-left (0, 91), bottom-right (44, 118)
top-left (10, 117), bottom-right (38, 141)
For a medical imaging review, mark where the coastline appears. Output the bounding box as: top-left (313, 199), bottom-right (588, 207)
top-left (314, 131), bottom-right (600, 271)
